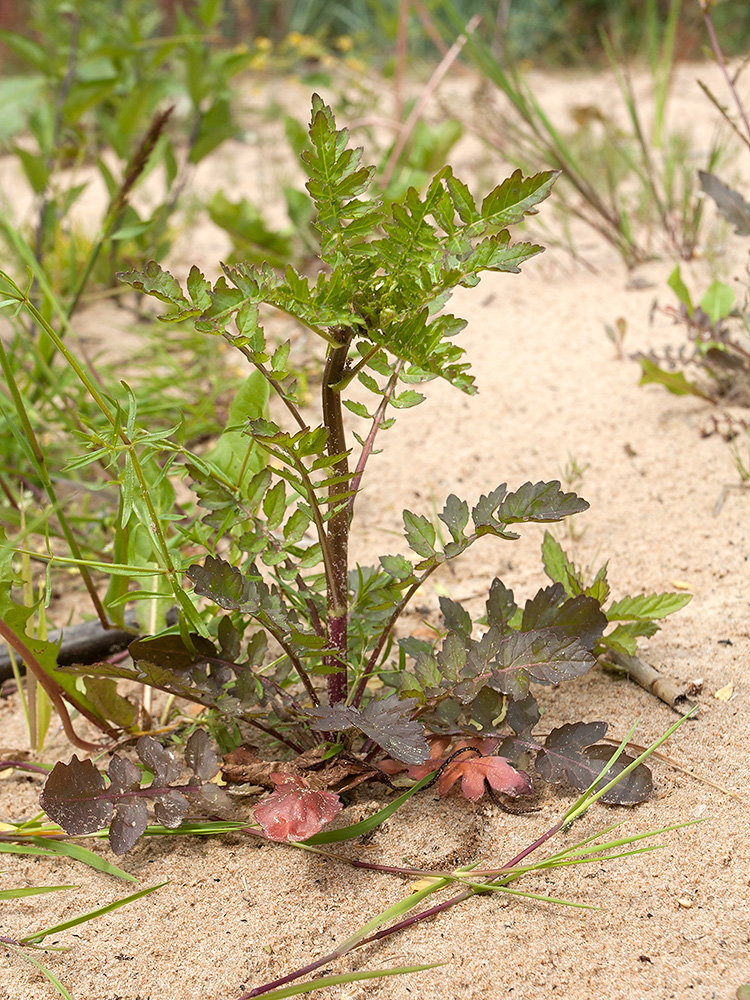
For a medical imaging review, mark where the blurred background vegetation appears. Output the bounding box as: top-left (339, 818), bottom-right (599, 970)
top-left (3, 0), bottom-right (750, 67)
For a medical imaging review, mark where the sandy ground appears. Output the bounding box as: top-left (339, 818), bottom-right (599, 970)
top-left (1, 62), bottom-right (749, 1000)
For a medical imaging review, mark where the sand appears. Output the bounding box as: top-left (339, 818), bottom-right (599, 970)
top-left (1, 62), bottom-right (749, 1000)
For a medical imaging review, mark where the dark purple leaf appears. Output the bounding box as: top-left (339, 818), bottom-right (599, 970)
top-left (308, 695), bottom-right (430, 765)
top-left (439, 596), bottom-right (472, 638)
top-left (505, 694), bottom-right (540, 737)
top-left (107, 755), bottom-right (141, 794)
top-left (129, 633), bottom-right (218, 674)
top-left (520, 585), bottom-right (607, 649)
top-left (485, 578), bottom-right (517, 630)
top-left (185, 729), bottom-right (220, 780)
top-left (153, 789), bottom-right (189, 828)
top-left (110, 799), bottom-right (149, 855)
top-left (40, 757), bottom-right (112, 835)
top-left (489, 629), bottom-right (595, 699)
top-left (535, 722), bottom-right (653, 804)
top-left (136, 736), bottom-right (180, 785)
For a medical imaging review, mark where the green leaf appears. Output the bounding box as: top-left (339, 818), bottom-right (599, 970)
top-left (21, 882), bottom-right (169, 944)
top-left (477, 169), bottom-right (560, 232)
top-left (498, 481), bottom-right (589, 523)
top-left (263, 480), bottom-right (287, 530)
top-left (699, 281), bottom-right (734, 324)
top-left (607, 592), bottom-right (692, 621)
top-left (667, 264), bottom-right (693, 313)
top-left (403, 510), bottom-right (436, 557)
top-left (379, 554), bottom-right (413, 580)
top-left (0, 885), bottom-right (78, 900)
top-left (638, 358), bottom-right (711, 399)
top-left (541, 531), bottom-right (581, 596)
top-left (256, 964), bottom-right (444, 1000)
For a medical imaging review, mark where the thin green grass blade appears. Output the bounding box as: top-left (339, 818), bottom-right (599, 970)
top-left (28, 836), bottom-right (137, 882)
top-left (564, 709), bottom-right (696, 824)
top-left (0, 884), bottom-right (78, 899)
top-left (20, 880), bottom-right (169, 944)
top-left (4, 943), bottom-right (74, 1000)
top-left (303, 772), bottom-right (436, 845)
top-left (257, 962), bottom-right (444, 999)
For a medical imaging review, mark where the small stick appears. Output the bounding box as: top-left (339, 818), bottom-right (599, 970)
top-left (599, 650), bottom-right (697, 714)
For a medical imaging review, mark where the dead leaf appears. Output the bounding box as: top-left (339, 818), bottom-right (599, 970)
top-left (222, 743), bottom-right (383, 794)
top-left (714, 680), bottom-right (734, 701)
top-left (669, 579), bottom-right (692, 591)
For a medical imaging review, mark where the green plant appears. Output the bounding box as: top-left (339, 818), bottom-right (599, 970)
top-left (0, 96), bottom-right (690, 860)
top-left (455, 0), bottom-right (725, 266)
top-left (0, 0), bottom-right (253, 314)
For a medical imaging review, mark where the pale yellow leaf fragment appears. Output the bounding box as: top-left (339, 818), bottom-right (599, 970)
top-left (715, 681), bottom-right (734, 701)
top-left (669, 579), bottom-right (692, 591)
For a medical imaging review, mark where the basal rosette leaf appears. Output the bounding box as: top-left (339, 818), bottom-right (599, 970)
top-left (535, 722), bottom-right (653, 804)
top-left (137, 736), bottom-right (180, 785)
top-left (110, 798), bottom-right (149, 855)
top-left (185, 729), bottom-right (221, 781)
top-left (40, 757), bottom-right (112, 835)
top-left (253, 773), bottom-right (343, 842)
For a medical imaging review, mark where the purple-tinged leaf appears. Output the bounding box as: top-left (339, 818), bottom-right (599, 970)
top-left (153, 789), bottom-right (189, 828)
top-left (308, 695), bottom-right (430, 765)
top-left (536, 722), bottom-right (653, 804)
top-left (439, 596), bottom-right (472, 638)
top-left (438, 494), bottom-right (469, 541)
top-left (521, 584), bottom-right (607, 649)
top-left (185, 729), bottom-right (220, 780)
top-left (485, 578), bottom-right (517, 630)
top-left (489, 630), bottom-right (595, 699)
top-left (186, 554), bottom-right (259, 612)
top-left (110, 799), bottom-right (149, 855)
top-left (505, 694), bottom-right (540, 737)
top-left (40, 757), bottom-right (112, 836)
top-left (136, 736), bottom-right (180, 785)
top-left (200, 782), bottom-right (231, 809)
top-left (496, 480), bottom-right (588, 523)
top-left (129, 633), bottom-right (218, 674)
top-left (108, 755), bottom-right (141, 794)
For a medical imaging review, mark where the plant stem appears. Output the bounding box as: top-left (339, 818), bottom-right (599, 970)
top-left (701, 2), bottom-right (750, 148)
top-left (0, 619), bottom-right (103, 751)
top-left (321, 328), bottom-right (353, 704)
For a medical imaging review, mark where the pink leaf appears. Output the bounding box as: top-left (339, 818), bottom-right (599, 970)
top-left (253, 773), bottom-right (342, 842)
top-left (439, 751), bottom-right (531, 802)
top-left (378, 735), bottom-right (452, 778)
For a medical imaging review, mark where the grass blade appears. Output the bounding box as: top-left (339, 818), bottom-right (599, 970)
top-left (28, 837), bottom-right (137, 882)
top-left (20, 880), bottom-right (169, 944)
top-left (0, 885), bottom-right (78, 899)
top-left (251, 962), bottom-right (444, 999)
top-left (4, 943), bottom-right (74, 1000)
top-left (303, 772), bottom-right (436, 845)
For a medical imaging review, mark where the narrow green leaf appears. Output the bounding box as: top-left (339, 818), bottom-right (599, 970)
top-left (0, 885), bottom-right (78, 900)
top-left (27, 837), bottom-right (137, 882)
top-left (304, 772), bottom-right (435, 844)
top-left (21, 881), bottom-right (169, 944)
top-left (667, 264), bottom-right (692, 313)
top-left (257, 963), bottom-right (444, 1000)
